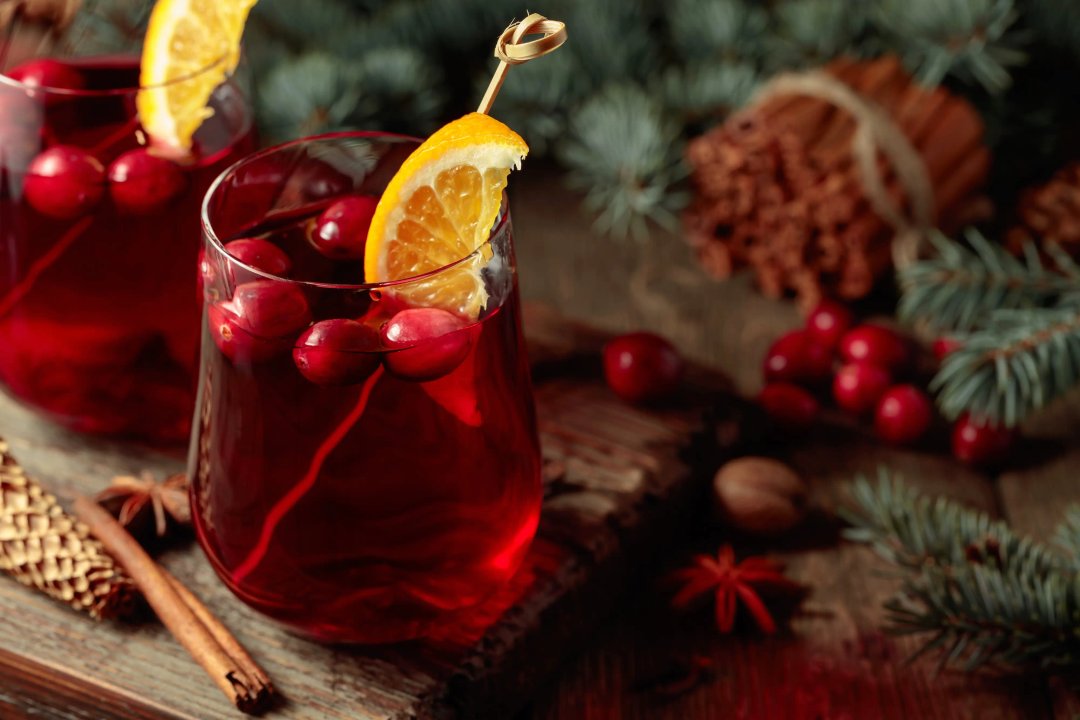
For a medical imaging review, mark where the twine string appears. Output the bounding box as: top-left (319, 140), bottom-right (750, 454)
top-left (751, 70), bottom-right (934, 269)
top-left (478, 13), bottom-right (567, 115)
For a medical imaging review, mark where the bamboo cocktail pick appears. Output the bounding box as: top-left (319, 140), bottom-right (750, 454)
top-left (477, 13), bottom-right (567, 115)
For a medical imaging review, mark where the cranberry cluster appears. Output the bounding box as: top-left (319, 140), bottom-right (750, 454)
top-left (206, 199), bottom-right (476, 386)
top-left (3, 59), bottom-right (187, 220)
top-left (758, 300), bottom-right (1016, 465)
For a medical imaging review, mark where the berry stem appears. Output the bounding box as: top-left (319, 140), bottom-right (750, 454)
top-left (0, 216), bottom-right (92, 318)
top-left (231, 366), bottom-right (385, 583)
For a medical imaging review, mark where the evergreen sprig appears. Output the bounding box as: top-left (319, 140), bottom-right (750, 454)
top-left (897, 229), bottom-right (1080, 334)
top-left (931, 306), bottom-right (1080, 427)
top-left (556, 85), bottom-right (688, 239)
top-left (871, 0), bottom-right (1028, 94)
top-left (843, 470), bottom-right (1080, 673)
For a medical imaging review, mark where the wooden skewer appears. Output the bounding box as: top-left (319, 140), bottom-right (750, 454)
top-left (477, 13), bottom-right (567, 115)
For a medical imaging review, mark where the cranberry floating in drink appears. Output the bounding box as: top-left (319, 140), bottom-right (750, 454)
top-left (0, 5), bottom-right (255, 440)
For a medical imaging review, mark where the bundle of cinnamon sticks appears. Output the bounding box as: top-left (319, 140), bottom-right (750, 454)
top-left (684, 56), bottom-right (990, 310)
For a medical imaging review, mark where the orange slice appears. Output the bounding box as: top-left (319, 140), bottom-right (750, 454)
top-left (137, 0), bottom-right (257, 153)
top-left (365, 113), bottom-right (528, 319)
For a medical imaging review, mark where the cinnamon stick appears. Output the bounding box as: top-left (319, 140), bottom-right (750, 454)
top-left (73, 496), bottom-right (273, 714)
top-left (161, 569), bottom-right (273, 694)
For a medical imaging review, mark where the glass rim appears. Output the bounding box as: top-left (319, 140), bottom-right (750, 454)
top-left (201, 129), bottom-right (511, 292)
top-left (0, 52), bottom-right (234, 97)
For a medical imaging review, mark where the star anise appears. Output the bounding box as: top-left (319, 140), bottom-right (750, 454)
top-left (669, 545), bottom-right (806, 634)
top-left (95, 472), bottom-right (190, 539)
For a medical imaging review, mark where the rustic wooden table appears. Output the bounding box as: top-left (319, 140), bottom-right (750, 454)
top-left (510, 166), bottom-right (1080, 720)
top-left (0, 164), bottom-right (1077, 720)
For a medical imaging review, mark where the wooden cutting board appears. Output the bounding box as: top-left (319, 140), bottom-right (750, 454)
top-left (0, 304), bottom-right (735, 720)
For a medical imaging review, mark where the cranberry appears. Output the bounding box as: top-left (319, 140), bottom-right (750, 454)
top-left (6, 59), bottom-right (84, 93)
top-left (805, 299), bottom-right (853, 349)
top-left (208, 301), bottom-right (290, 363)
top-left (875, 384), bottom-right (933, 445)
top-left (224, 238), bottom-right (292, 277)
top-left (24, 145), bottom-right (105, 219)
top-left (839, 325), bottom-right (910, 373)
top-left (763, 330), bottom-right (833, 385)
top-left (932, 336), bottom-right (963, 363)
top-left (833, 362), bottom-right (891, 415)
top-left (758, 382), bottom-right (820, 429)
top-left (107, 148), bottom-right (187, 214)
top-left (308, 195), bottom-right (378, 260)
top-left (602, 332), bottom-right (684, 403)
top-left (382, 307), bottom-right (474, 381)
top-left (952, 414), bottom-right (1016, 467)
top-left (231, 281), bottom-right (311, 339)
top-left (293, 319), bottom-right (381, 386)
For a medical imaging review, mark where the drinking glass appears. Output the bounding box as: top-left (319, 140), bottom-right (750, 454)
top-left (0, 9), bottom-right (256, 440)
top-left (191, 133), bottom-right (542, 643)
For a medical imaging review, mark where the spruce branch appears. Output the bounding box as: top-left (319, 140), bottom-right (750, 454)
top-left (1053, 506), bottom-right (1080, 567)
top-left (256, 53), bottom-right (360, 142)
top-left (666, 0), bottom-right (769, 64)
top-left (557, 85), bottom-right (689, 239)
top-left (871, 0), bottom-right (1028, 94)
top-left (931, 306), bottom-right (1080, 427)
top-left (767, 0), bottom-right (871, 70)
top-left (843, 470), bottom-right (1080, 673)
top-left (655, 61), bottom-right (760, 127)
top-left (840, 468), bottom-right (1067, 576)
top-left (897, 229), bottom-right (1080, 334)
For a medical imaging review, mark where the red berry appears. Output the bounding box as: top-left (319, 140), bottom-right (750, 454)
top-left (833, 362), bottom-right (891, 415)
top-left (759, 382), bottom-right (820, 429)
top-left (382, 307), bottom-right (474, 381)
top-left (602, 332), bottom-right (684, 403)
top-left (763, 330), bottom-right (833, 384)
top-left (308, 196), bottom-right (378, 260)
top-left (293, 319), bottom-right (381, 386)
top-left (932, 336), bottom-right (963, 363)
top-left (6, 59), bottom-right (84, 93)
top-left (24, 145), bottom-right (104, 219)
top-left (107, 148), bottom-right (186, 214)
top-left (839, 325), bottom-right (910, 373)
top-left (806, 299), bottom-right (853, 349)
top-left (231, 281), bottom-right (311, 340)
top-left (952, 414), bottom-right (1016, 467)
top-left (207, 301), bottom-right (290, 363)
top-left (224, 238), bottom-right (292, 277)
top-left (875, 384), bottom-right (933, 445)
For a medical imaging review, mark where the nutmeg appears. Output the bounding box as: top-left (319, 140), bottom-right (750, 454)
top-left (713, 457), bottom-right (808, 535)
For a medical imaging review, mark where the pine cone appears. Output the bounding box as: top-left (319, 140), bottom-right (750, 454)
top-left (0, 440), bottom-right (137, 619)
top-left (1007, 162), bottom-right (1080, 259)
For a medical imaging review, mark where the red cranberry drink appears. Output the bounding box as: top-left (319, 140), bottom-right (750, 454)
top-left (0, 50), bottom-right (254, 440)
top-left (192, 126), bottom-right (542, 642)
top-left (0, 0), bottom-right (257, 440)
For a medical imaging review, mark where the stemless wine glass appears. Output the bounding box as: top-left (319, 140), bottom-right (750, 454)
top-left (0, 7), bottom-right (255, 440)
top-left (191, 133), bottom-right (542, 643)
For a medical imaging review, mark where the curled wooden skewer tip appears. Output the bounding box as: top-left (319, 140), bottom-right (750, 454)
top-left (478, 13), bottom-right (567, 115)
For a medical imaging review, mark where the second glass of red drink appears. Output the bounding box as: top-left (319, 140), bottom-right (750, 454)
top-left (0, 9), bottom-right (255, 440)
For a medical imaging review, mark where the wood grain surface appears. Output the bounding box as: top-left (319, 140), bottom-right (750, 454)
top-left (0, 302), bottom-right (728, 720)
top-left (510, 165), bottom-right (1080, 720)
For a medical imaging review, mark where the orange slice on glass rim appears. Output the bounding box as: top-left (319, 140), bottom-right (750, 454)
top-left (137, 0), bottom-right (257, 154)
top-left (365, 112), bottom-right (528, 319)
